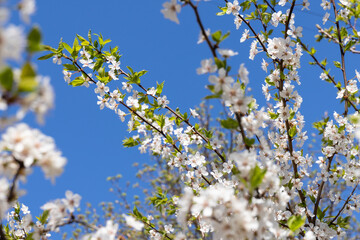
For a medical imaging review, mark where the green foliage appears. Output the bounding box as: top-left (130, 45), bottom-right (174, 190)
top-left (211, 30), bottom-right (230, 45)
top-left (249, 165), bottom-right (267, 191)
top-left (19, 63), bottom-right (38, 92)
top-left (289, 126), bottom-right (297, 138)
top-left (287, 215), bottom-right (306, 232)
top-left (0, 67), bottom-right (14, 91)
top-left (123, 137), bottom-right (141, 148)
top-left (36, 210), bottom-right (50, 225)
top-left (69, 77), bottom-right (85, 86)
top-left (220, 118), bottom-right (238, 129)
top-left (27, 26), bottom-right (42, 52)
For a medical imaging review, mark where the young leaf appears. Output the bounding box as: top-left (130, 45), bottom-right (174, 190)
top-left (19, 63), bottom-right (37, 92)
top-left (70, 77), bottom-right (85, 86)
top-left (0, 67), bottom-right (13, 91)
top-left (287, 215), bottom-right (306, 232)
top-left (249, 165), bottom-right (267, 190)
top-left (27, 26), bottom-right (42, 52)
top-left (38, 52), bottom-right (56, 60)
top-left (220, 118), bottom-right (238, 129)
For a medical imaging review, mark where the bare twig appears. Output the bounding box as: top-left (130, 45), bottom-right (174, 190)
top-left (188, 0), bottom-right (217, 58)
top-left (312, 155), bottom-right (334, 224)
top-left (330, 183), bottom-right (358, 225)
top-left (331, 0), bottom-right (349, 116)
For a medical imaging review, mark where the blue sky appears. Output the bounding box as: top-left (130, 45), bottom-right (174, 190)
top-left (16, 0), bottom-right (355, 235)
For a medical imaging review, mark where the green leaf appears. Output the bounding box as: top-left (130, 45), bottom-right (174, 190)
top-left (27, 26), bottom-right (42, 52)
top-left (103, 39), bottom-right (111, 45)
top-left (36, 210), bottom-right (49, 225)
top-left (310, 47), bottom-right (316, 55)
top-left (156, 81), bottom-right (164, 96)
top-left (165, 134), bottom-right (173, 144)
top-left (123, 137), bottom-right (140, 147)
top-left (138, 70), bottom-right (148, 77)
top-left (211, 30), bottom-right (222, 43)
top-left (216, 6), bottom-right (227, 16)
top-left (269, 112), bottom-right (279, 119)
top-left (88, 29), bottom-right (92, 43)
top-left (289, 111), bottom-right (295, 120)
top-left (309, 194), bottom-right (316, 203)
top-left (133, 206), bottom-right (143, 218)
top-left (69, 77), bottom-right (85, 86)
top-left (214, 57), bottom-right (225, 69)
top-left (62, 42), bottom-right (72, 54)
top-left (244, 137), bottom-right (255, 146)
top-left (287, 215), bottom-right (306, 232)
top-left (289, 126), bottom-right (297, 138)
top-left (42, 45), bottom-right (56, 52)
top-left (63, 64), bottom-right (78, 71)
top-left (333, 61), bottom-right (342, 69)
top-left (204, 92), bottom-right (222, 99)
top-left (220, 118), bottom-right (238, 129)
top-left (127, 66), bottom-right (134, 75)
top-left (19, 63), bottom-right (37, 92)
top-left (317, 206), bottom-right (328, 221)
top-left (93, 59), bottom-right (104, 72)
top-left (249, 165), bottom-right (267, 190)
top-left (72, 38), bottom-right (81, 58)
top-left (0, 67), bottom-right (13, 91)
top-left (221, 31), bottom-right (230, 42)
top-left (77, 34), bottom-right (90, 46)
top-left (73, 37), bottom-right (80, 49)
top-left (337, 216), bottom-right (351, 229)
top-left (38, 52), bottom-right (56, 60)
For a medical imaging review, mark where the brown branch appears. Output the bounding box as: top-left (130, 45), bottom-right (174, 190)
top-left (0, 225), bottom-right (6, 240)
top-left (312, 155), bottom-right (334, 224)
top-left (284, 0), bottom-right (296, 39)
top-left (238, 14), bottom-right (269, 54)
top-left (263, 0), bottom-right (276, 12)
top-left (7, 158), bottom-right (25, 202)
top-left (331, 0), bottom-right (349, 116)
top-left (187, 0), bottom-right (217, 58)
top-left (235, 112), bottom-right (250, 151)
top-left (44, 215), bottom-right (98, 233)
top-left (298, 40), bottom-right (359, 112)
top-left (275, 0), bottom-right (311, 223)
top-left (253, 1), bottom-right (267, 32)
top-left (330, 183), bottom-right (358, 225)
top-left (139, 217), bottom-right (173, 240)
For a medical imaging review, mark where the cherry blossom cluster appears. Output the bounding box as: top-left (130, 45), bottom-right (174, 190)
top-left (36, 0), bottom-right (360, 238)
top-left (0, 122), bottom-right (67, 233)
top-left (176, 167), bottom-right (292, 239)
top-left (41, 191), bottom-right (81, 231)
top-left (0, 123), bottom-right (66, 182)
top-left (83, 220), bottom-right (118, 240)
top-left (4, 192), bottom-right (86, 239)
top-left (6, 203), bottom-right (36, 239)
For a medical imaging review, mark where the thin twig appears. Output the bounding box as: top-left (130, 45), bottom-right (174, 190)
top-left (312, 155), bottom-right (334, 224)
top-left (8, 159), bottom-right (24, 202)
top-left (235, 112), bottom-right (250, 151)
top-left (330, 183), bottom-right (358, 225)
top-left (331, 0), bottom-right (348, 116)
top-left (188, 0), bottom-right (217, 58)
